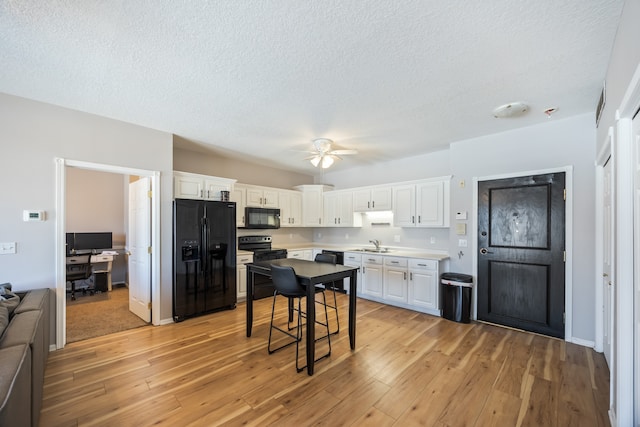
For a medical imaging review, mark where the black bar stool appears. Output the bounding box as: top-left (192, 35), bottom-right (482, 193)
top-left (314, 253), bottom-right (340, 335)
top-left (267, 264), bottom-right (332, 373)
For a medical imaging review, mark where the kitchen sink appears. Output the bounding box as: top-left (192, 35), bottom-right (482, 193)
top-left (348, 248), bottom-right (391, 253)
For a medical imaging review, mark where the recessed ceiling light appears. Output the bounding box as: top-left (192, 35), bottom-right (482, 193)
top-left (492, 102), bottom-right (529, 118)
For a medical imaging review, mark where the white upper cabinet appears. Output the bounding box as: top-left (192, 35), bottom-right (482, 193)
top-left (353, 186), bottom-right (392, 211)
top-left (392, 177), bottom-right (450, 227)
top-left (324, 190), bottom-right (359, 227)
top-left (230, 184), bottom-right (248, 227)
top-left (279, 190), bottom-right (302, 227)
top-left (295, 185), bottom-right (333, 227)
top-left (174, 172), bottom-right (236, 201)
top-left (245, 186), bottom-right (278, 208)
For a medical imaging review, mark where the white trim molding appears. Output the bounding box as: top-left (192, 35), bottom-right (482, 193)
top-left (55, 158), bottom-right (162, 350)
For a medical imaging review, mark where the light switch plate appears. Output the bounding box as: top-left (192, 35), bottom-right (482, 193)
top-left (0, 242), bottom-right (17, 254)
top-left (458, 239), bottom-right (467, 247)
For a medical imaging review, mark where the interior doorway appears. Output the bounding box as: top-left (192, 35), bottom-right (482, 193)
top-left (55, 159), bottom-right (161, 349)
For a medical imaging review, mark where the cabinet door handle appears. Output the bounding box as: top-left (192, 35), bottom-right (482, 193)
top-left (372, 201), bottom-right (375, 208)
top-left (418, 215), bottom-right (421, 223)
top-left (391, 261), bottom-right (399, 264)
top-left (412, 215), bottom-right (415, 223)
top-left (410, 272), bottom-right (413, 280)
top-left (404, 272), bottom-right (407, 280)
top-left (368, 201), bottom-right (370, 209)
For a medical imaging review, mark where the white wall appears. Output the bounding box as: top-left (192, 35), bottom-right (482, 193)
top-left (0, 93), bottom-right (174, 324)
top-left (449, 114), bottom-right (596, 342)
top-left (597, 0), bottom-right (640, 151)
top-left (322, 113), bottom-right (596, 343)
top-left (66, 168), bottom-right (126, 244)
top-left (173, 146), bottom-right (315, 189)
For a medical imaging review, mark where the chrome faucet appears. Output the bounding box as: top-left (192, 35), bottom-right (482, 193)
top-left (369, 239), bottom-right (381, 250)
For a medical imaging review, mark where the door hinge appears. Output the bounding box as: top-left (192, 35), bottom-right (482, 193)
top-left (148, 246), bottom-right (152, 254)
top-left (563, 312), bottom-right (566, 324)
top-left (148, 190), bottom-right (152, 198)
top-left (563, 188), bottom-right (566, 201)
top-left (148, 302), bottom-right (152, 310)
top-left (563, 251), bottom-right (566, 262)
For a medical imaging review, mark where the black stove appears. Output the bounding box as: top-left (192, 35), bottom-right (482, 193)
top-left (238, 235), bottom-right (287, 299)
top-left (238, 235), bottom-right (287, 260)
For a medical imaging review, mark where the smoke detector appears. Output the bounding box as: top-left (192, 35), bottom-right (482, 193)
top-left (492, 102), bottom-right (529, 118)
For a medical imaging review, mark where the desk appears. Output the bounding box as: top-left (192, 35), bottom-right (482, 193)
top-left (67, 253), bottom-right (116, 291)
top-left (246, 258), bottom-right (359, 375)
top-left (90, 254), bottom-right (116, 291)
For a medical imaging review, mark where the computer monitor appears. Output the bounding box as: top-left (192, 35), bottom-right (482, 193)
top-left (67, 232), bottom-right (113, 254)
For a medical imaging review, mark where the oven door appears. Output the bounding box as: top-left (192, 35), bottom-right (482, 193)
top-left (244, 207), bottom-right (280, 229)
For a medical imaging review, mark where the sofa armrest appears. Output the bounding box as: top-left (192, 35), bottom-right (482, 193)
top-left (0, 344), bottom-right (31, 427)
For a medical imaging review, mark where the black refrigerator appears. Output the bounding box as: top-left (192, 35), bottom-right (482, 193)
top-left (173, 199), bottom-right (237, 322)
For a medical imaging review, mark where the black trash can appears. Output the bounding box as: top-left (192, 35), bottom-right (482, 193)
top-left (441, 273), bottom-right (473, 323)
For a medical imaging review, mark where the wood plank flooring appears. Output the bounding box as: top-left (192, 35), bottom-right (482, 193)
top-left (40, 294), bottom-right (610, 426)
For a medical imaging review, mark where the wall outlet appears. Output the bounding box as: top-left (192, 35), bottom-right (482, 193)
top-left (0, 242), bottom-right (17, 255)
top-left (458, 239), bottom-right (468, 247)
top-left (345, 233), bottom-right (349, 239)
top-left (394, 235), bottom-right (401, 243)
top-left (316, 232), bottom-right (322, 239)
top-left (430, 236), bottom-right (436, 244)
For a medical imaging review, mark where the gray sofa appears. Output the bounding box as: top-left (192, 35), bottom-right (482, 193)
top-left (0, 284), bottom-right (51, 427)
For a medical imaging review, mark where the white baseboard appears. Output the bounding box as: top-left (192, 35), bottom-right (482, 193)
top-left (569, 336), bottom-right (596, 348)
top-left (159, 317), bottom-right (175, 326)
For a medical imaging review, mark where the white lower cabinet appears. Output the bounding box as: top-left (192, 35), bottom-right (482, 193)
top-left (287, 249), bottom-right (312, 260)
top-left (361, 255), bottom-right (383, 299)
top-left (236, 253), bottom-right (253, 301)
top-left (343, 252), bottom-right (362, 295)
top-left (408, 259), bottom-right (439, 313)
top-left (383, 257), bottom-right (408, 303)
top-left (352, 252), bottom-right (444, 316)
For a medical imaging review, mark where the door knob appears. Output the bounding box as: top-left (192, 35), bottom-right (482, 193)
top-left (479, 247), bottom-right (493, 255)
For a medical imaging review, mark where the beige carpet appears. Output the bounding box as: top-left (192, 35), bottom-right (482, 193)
top-left (66, 286), bottom-right (148, 343)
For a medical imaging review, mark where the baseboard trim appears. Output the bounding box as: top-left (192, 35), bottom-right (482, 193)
top-left (569, 336), bottom-right (596, 348)
top-left (159, 317), bottom-right (175, 326)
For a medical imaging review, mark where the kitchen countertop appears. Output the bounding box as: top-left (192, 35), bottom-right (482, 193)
top-left (276, 243), bottom-right (450, 261)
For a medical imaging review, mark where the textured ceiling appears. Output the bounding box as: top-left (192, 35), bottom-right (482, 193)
top-left (0, 1), bottom-right (624, 175)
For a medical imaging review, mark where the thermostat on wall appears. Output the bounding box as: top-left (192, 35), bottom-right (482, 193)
top-left (23, 210), bottom-right (46, 222)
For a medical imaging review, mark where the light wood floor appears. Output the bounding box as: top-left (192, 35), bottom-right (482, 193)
top-left (41, 294), bottom-right (610, 426)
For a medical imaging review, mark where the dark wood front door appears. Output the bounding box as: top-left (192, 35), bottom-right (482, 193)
top-left (477, 172), bottom-right (566, 338)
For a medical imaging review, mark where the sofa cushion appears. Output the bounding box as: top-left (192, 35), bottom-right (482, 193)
top-left (0, 292), bottom-right (19, 316)
top-left (14, 288), bottom-right (49, 314)
top-left (0, 344), bottom-right (31, 427)
top-left (0, 307), bottom-right (8, 338)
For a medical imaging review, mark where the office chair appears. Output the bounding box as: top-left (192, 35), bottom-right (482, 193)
top-left (314, 253), bottom-right (340, 335)
top-left (65, 255), bottom-right (92, 301)
top-left (267, 264), bottom-right (331, 373)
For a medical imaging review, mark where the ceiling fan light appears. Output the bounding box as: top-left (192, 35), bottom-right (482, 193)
top-left (321, 155), bottom-right (334, 168)
top-left (310, 156), bottom-right (321, 167)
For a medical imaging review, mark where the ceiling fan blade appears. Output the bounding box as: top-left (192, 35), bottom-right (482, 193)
top-left (329, 149), bottom-right (358, 155)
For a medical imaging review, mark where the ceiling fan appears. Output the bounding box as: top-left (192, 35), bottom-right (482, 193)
top-left (305, 138), bottom-right (358, 169)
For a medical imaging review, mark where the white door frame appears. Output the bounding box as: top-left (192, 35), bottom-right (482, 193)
top-left (606, 60), bottom-right (640, 427)
top-left (595, 128), bottom-right (613, 356)
top-left (55, 158), bottom-right (161, 349)
top-left (472, 166), bottom-right (574, 342)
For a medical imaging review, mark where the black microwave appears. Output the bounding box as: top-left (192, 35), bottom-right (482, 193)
top-left (243, 207), bottom-right (280, 229)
